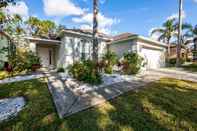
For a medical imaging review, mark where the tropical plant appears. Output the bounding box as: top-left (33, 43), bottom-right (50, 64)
top-left (3, 14), bottom-right (25, 35)
top-left (121, 52), bottom-right (143, 75)
top-left (0, 0), bottom-right (15, 9)
top-left (68, 60), bottom-right (102, 85)
top-left (102, 51), bottom-right (117, 74)
top-left (151, 18), bottom-right (177, 58)
top-left (57, 67), bottom-right (65, 73)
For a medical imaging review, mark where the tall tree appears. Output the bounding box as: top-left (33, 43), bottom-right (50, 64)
top-left (0, 0), bottom-right (15, 9)
top-left (176, 0), bottom-right (183, 67)
top-left (92, 0), bottom-right (99, 62)
top-left (26, 17), bottom-right (57, 37)
top-left (151, 18), bottom-right (177, 58)
top-left (4, 14), bottom-right (24, 35)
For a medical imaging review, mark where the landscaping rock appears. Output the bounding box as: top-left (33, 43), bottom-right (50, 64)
top-left (0, 97), bottom-right (25, 122)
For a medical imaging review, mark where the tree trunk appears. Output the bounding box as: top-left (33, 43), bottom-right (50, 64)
top-left (92, 0), bottom-right (99, 63)
top-left (176, 0), bottom-right (183, 67)
top-left (166, 38), bottom-right (171, 65)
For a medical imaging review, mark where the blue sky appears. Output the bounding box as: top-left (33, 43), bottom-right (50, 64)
top-left (4, 0), bottom-right (197, 36)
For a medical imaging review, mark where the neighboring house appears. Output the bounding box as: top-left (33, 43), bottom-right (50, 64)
top-left (24, 29), bottom-right (111, 69)
top-left (109, 33), bottom-right (167, 69)
top-left (193, 37), bottom-right (197, 61)
top-left (169, 44), bottom-right (188, 60)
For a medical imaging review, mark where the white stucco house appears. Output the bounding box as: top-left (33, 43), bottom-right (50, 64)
top-left (24, 29), bottom-right (111, 69)
top-left (109, 33), bottom-right (167, 69)
top-left (1, 29), bottom-right (167, 70)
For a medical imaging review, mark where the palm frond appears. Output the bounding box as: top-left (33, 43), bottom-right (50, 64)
top-left (150, 28), bottom-right (165, 36)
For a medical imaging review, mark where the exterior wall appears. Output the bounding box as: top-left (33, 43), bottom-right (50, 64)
top-left (57, 35), bottom-right (108, 69)
top-left (169, 46), bottom-right (186, 59)
top-left (193, 39), bottom-right (197, 61)
top-left (109, 39), bottom-right (166, 69)
top-left (109, 40), bottom-right (137, 59)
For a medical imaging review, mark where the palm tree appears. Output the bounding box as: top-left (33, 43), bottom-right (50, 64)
top-left (92, 0), bottom-right (99, 62)
top-left (0, 0), bottom-right (15, 9)
top-left (176, 0), bottom-right (183, 67)
top-left (151, 18), bottom-right (176, 58)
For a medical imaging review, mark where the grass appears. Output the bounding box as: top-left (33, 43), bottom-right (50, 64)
top-left (0, 78), bottom-right (197, 131)
top-left (0, 70), bottom-right (28, 80)
top-left (0, 71), bottom-right (9, 80)
top-left (181, 63), bottom-right (197, 72)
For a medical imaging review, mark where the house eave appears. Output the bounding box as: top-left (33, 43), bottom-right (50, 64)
top-left (59, 30), bottom-right (112, 41)
top-left (110, 35), bottom-right (167, 48)
top-left (24, 37), bottom-right (61, 45)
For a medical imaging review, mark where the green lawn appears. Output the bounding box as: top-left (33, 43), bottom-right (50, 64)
top-left (0, 71), bottom-right (9, 80)
top-left (0, 71), bottom-right (27, 80)
top-left (181, 63), bottom-right (197, 72)
top-left (0, 78), bottom-right (197, 131)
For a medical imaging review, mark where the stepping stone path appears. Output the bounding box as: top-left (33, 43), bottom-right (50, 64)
top-left (0, 97), bottom-right (26, 122)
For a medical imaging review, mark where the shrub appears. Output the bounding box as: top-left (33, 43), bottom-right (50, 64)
top-left (0, 61), bottom-right (4, 71)
top-left (169, 58), bottom-right (185, 66)
top-left (57, 67), bottom-right (65, 73)
top-left (8, 49), bottom-right (41, 72)
top-left (25, 51), bottom-right (41, 71)
top-left (121, 52), bottom-right (143, 75)
top-left (102, 51), bottom-right (117, 74)
top-left (68, 60), bottom-right (102, 85)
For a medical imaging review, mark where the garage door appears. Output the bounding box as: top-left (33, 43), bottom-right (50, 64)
top-left (141, 48), bottom-right (165, 69)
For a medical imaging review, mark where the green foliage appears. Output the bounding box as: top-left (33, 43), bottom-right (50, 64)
top-left (0, 78), bottom-right (197, 130)
top-left (102, 51), bottom-right (117, 74)
top-left (0, 0), bottom-right (15, 8)
top-left (169, 58), bottom-right (185, 66)
top-left (121, 52), bottom-right (143, 75)
top-left (25, 51), bottom-right (41, 71)
top-left (25, 16), bottom-right (57, 37)
top-left (68, 60), bottom-right (102, 85)
top-left (57, 67), bottom-right (65, 73)
top-left (9, 49), bottom-right (40, 72)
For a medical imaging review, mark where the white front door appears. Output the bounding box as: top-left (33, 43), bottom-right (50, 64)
top-left (37, 47), bottom-right (53, 67)
top-left (141, 48), bottom-right (165, 69)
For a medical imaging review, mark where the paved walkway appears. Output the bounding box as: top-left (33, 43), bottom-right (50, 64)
top-left (0, 73), bottom-right (46, 84)
top-left (47, 68), bottom-right (197, 118)
top-left (146, 68), bottom-right (197, 82)
top-left (47, 73), bottom-right (158, 118)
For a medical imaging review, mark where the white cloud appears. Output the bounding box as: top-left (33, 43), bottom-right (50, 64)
top-left (3, 1), bottom-right (29, 18)
top-left (72, 13), bottom-right (120, 34)
top-left (194, 0), bottom-right (197, 3)
top-left (167, 11), bottom-right (186, 20)
top-left (43, 0), bottom-right (84, 16)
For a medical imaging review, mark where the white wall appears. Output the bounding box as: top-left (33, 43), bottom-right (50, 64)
top-left (57, 35), bottom-right (108, 69)
top-left (109, 40), bottom-right (137, 58)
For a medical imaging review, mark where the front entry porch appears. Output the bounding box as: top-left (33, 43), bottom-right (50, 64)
top-left (37, 45), bottom-right (57, 68)
top-left (26, 37), bottom-right (61, 69)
